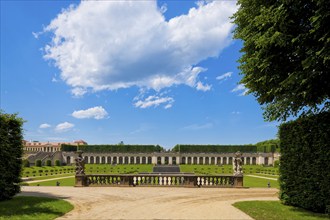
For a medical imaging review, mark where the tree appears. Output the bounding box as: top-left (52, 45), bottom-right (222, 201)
top-left (232, 0), bottom-right (330, 121)
top-left (0, 111), bottom-right (24, 201)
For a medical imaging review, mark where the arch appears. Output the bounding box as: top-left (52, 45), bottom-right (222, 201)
top-left (193, 157), bottom-right (198, 165)
top-left (142, 157), bottom-right (146, 164)
top-left (172, 157), bottom-right (177, 165)
top-left (211, 157), bottom-right (215, 165)
top-left (125, 156), bottom-right (129, 164)
top-left (199, 157), bottom-right (203, 165)
top-left (101, 156), bottom-right (106, 164)
top-left (229, 157), bottom-right (233, 165)
top-left (136, 157), bottom-right (140, 164)
top-left (96, 156), bottom-right (100, 164)
top-left (90, 156), bottom-right (94, 164)
top-left (241, 157), bottom-right (245, 165)
top-left (252, 157), bottom-right (257, 165)
top-left (157, 157), bottom-right (161, 165)
top-left (107, 156), bottom-right (111, 164)
top-left (118, 157), bottom-right (123, 164)
top-left (246, 157), bottom-right (251, 165)
top-left (181, 157), bottom-right (186, 164)
top-left (113, 157), bottom-right (117, 164)
top-left (148, 157), bottom-right (152, 164)
top-left (130, 156), bottom-right (135, 164)
top-left (187, 157), bottom-right (192, 164)
top-left (205, 157), bottom-right (209, 165)
top-left (217, 157), bottom-right (221, 165)
top-left (84, 156), bottom-right (88, 164)
top-left (264, 157), bottom-right (269, 165)
top-left (223, 157), bottom-right (227, 165)
top-left (165, 157), bottom-right (169, 165)
top-left (66, 156), bottom-right (71, 165)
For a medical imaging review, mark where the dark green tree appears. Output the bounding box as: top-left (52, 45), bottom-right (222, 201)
top-left (0, 111), bottom-right (24, 201)
top-left (232, 0), bottom-right (330, 121)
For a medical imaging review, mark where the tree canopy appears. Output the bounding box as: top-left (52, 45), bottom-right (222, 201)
top-left (232, 0), bottom-right (330, 121)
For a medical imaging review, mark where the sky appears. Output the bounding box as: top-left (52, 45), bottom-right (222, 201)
top-left (1, 0), bottom-right (279, 149)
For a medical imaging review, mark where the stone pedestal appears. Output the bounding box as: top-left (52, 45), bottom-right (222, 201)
top-left (75, 174), bottom-right (86, 187)
top-left (234, 176), bottom-right (243, 187)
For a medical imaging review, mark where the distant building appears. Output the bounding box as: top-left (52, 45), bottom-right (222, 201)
top-left (23, 140), bottom-right (87, 153)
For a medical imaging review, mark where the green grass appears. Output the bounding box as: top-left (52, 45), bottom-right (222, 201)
top-left (0, 196), bottom-right (73, 220)
top-left (22, 166), bottom-right (75, 178)
top-left (85, 164), bottom-right (153, 174)
top-left (28, 177), bottom-right (75, 186)
top-left (243, 176), bottom-right (279, 188)
top-left (233, 201), bottom-right (329, 220)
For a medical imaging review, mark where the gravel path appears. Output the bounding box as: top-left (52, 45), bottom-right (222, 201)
top-left (20, 186), bottom-right (279, 219)
top-left (246, 175), bottom-right (278, 181)
top-left (25, 176), bottom-right (74, 184)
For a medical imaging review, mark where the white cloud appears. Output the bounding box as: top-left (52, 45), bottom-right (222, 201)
top-left (43, 0), bottom-right (237, 94)
top-left (231, 84), bottom-right (249, 96)
top-left (216, 72), bottom-right (232, 81)
top-left (72, 106), bottom-right (108, 119)
top-left (182, 122), bottom-right (213, 130)
top-left (134, 95), bottom-right (174, 109)
top-left (55, 122), bottom-right (74, 132)
top-left (39, 123), bottom-right (51, 129)
top-left (196, 81), bottom-right (211, 91)
top-left (231, 111), bottom-right (241, 115)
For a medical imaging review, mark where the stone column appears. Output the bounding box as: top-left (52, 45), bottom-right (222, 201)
top-left (161, 156), bottom-right (165, 165)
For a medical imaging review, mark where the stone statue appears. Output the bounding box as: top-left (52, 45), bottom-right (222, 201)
top-left (75, 150), bottom-right (85, 175)
top-left (233, 151), bottom-right (243, 176)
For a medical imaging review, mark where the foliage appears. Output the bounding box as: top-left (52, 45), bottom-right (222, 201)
top-left (55, 160), bottom-right (61, 166)
top-left (233, 201), bottom-right (329, 220)
top-left (232, 0), bottom-right (330, 121)
top-left (172, 144), bottom-right (276, 153)
top-left (22, 159), bottom-right (30, 167)
top-left (61, 144), bottom-right (164, 153)
top-left (0, 111), bottom-right (24, 201)
top-left (35, 159), bottom-right (42, 167)
top-left (256, 139), bottom-right (280, 152)
top-left (279, 112), bottom-right (330, 213)
top-left (0, 196), bottom-right (73, 220)
top-left (46, 160), bottom-right (52, 166)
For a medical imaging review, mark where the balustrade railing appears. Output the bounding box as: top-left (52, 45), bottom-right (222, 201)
top-left (76, 174), bottom-right (242, 188)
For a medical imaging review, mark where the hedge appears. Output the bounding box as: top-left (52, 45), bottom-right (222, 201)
top-left (35, 159), bottom-right (42, 167)
top-left (61, 144), bottom-right (164, 153)
top-left (172, 144), bottom-right (271, 153)
top-left (0, 112), bottom-right (24, 201)
top-left (46, 160), bottom-right (52, 166)
top-left (279, 112), bottom-right (330, 214)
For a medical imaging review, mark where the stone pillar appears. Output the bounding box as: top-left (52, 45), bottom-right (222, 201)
top-left (169, 157), bottom-right (173, 165)
top-left (161, 156), bottom-right (165, 165)
top-left (152, 156), bottom-right (157, 165)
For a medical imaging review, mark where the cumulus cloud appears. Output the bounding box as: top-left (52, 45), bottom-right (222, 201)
top-left (55, 122), bottom-right (74, 132)
top-left (216, 72), bottom-right (232, 81)
top-left (232, 84), bottom-right (249, 96)
top-left (134, 95), bottom-right (174, 109)
top-left (72, 106), bottom-right (108, 119)
top-left (39, 123), bottom-right (51, 129)
top-left (196, 81), bottom-right (211, 91)
top-left (43, 0), bottom-right (237, 95)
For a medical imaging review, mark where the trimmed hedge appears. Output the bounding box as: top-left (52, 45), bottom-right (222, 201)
top-left (279, 112), bottom-right (330, 214)
top-left (61, 144), bottom-right (164, 153)
top-left (172, 144), bottom-right (272, 153)
top-left (35, 160), bottom-right (42, 167)
top-left (0, 112), bottom-right (24, 201)
top-left (46, 160), bottom-right (52, 166)
top-left (55, 160), bottom-right (61, 166)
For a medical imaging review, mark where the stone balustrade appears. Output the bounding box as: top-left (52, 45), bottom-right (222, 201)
top-left (76, 174), bottom-right (243, 188)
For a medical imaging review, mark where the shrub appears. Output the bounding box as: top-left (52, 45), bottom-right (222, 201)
top-left (46, 160), bottom-right (52, 166)
top-left (0, 112), bottom-right (24, 201)
top-left (22, 159), bottom-right (30, 167)
top-left (35, 160), bottom-right (42, 167)
top-left (55, 160), bottom-right (61, 166)
top-left (38, 170), bottom-right (43, 176)
top-left (279, 112), bottom-right (330, 213)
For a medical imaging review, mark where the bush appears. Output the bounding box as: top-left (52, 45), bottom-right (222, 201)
top-left (22, 159), bottom-right (30, 167)
top-left (35, 160), bottom-right (42, 167)
top-left (0, 112), bottom-right (24, 201)
top-left (46, 160), bottom-right (52, 166)
top-left (55, 160), bottom-right (61, 166)
top-left (279, 112), bottom-right (330, 213)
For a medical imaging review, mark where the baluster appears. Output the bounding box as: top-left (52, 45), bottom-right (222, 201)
top-left (201, 177), bottom-right (204, 186)
top-left (159, 177), bottom-right (162, 185)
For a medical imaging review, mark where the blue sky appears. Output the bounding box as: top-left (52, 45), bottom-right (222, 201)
top-left (1, 0), bottom-right (278, 149)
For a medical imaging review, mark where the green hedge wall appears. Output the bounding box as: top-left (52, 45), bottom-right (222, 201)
top-left (61, 144), bottom-right (164, 153)
top-left (279, 112), bottom-right (330, 214)
top-left (172, 144), bottom-right (270, 153)
top-left (0, 112), bottom-right (24, 201)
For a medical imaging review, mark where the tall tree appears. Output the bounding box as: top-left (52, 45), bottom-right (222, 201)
top-left (0, 111), bottom-right (24, 201)
top-left (232, 0), bottom-right (330, 121)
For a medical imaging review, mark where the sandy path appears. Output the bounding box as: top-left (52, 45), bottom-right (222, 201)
top-left (246, 175), bottom-right (278, 181)
top-left (25, 176), bottom-right (74, 184)
top-left (20, 186), bottom-right (278, 219)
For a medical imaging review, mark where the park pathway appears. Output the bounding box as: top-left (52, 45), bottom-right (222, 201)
top-left (20, 186), bottom-right (279, 219)
top-left (246, 174), bottom-right (278, 181)
top-left (25, 176), bottom-right (74, 184)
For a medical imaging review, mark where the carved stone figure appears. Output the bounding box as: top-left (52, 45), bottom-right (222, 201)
top-left (233, 151), bottom-right (243, 176)
top-left (75, 150), bottom-right (85, 175)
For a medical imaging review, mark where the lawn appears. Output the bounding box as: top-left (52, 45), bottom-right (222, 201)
top-left (233, 201), bottom-right (329, 220)
top-left (0, 196), bottom-right (73, 220)
top-left (28, 177), bottom-right (75, 186)
top-left (243, 175), bottom-right (279, 189)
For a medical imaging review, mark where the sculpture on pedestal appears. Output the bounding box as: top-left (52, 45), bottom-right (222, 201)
top-left (233, 151), bottom-right (243, 176)
top-left (75, 150), bottom-right (85, 175)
